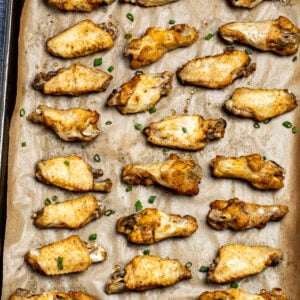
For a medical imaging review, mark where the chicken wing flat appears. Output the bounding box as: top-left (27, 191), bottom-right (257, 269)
top-left (227, 0), bottom-right (267, 8)
top-left (177, 50), bottom-right (256, 88)
top-left (48, 0), bottom-right (115, 11)
top-left (125, 24), bottom-right (199, 69)
top-left (122, 153), bottom-right (203, 195)
top-left (199, 288), bottom-right (287, 300)
top-left (143, 115), bottom-right (226, 151)
top-left (224, 88), bottom-right (297, 122)
top-left (25, 235), bottom-right (107, 275)
top-left (107, 71), bottom-right (173, 114)
top-left (47, 20), bottom-right (118, 59)
top-left (117, 208), bottom-right (198, 244)
top-left (207, 244), bottom-right (283, 283)
top-left (27, 105), bottom-right (100, 142)
top-left (121, 0), bottom-right (179, 6)
top-left (207, 198), bottom-right (289, 231)
top-left (210, 154), bottom-right (285, 190)
top-left (32, 195), bottom-right (105, 229)
top-left (219, 16), bottom-right (300, 56)
top-left (36, 155), bottom-right (112, 192)
top-left (105, 255), bottom-right (191, 294)
top-left (32, 63), bottom-right (112, 96)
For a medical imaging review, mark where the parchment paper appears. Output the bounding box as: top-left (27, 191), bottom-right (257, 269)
top-left (2, 0), bottom-right (300, 299)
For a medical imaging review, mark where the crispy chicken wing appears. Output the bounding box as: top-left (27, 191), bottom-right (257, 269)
top-left (27, 105), bottom-right (100, 142)
top-left (47, 20), bottom-right (118, 59)
top-left (121, 0), bottom-right (179, 6)
top-left (207, 244), bottom-right (283, 283)
top-left (105, 255), bottom-right (191, 294)
top-left (125, 24), bottom-right (199, 69)
top-left (219, 16), bottom-right (300, 56)
top-left (32, 195), bottom-right (105, 229)
top-left (107, 71), bottom-right (173, 114)
top-left (143, 115), bottom-right (226, 151)
top-left (177, 50), bottom-right (256, 88)
top-left (35, 155), bottom-right (112, 192)
top-left (207, 198), bottom-right (289, 231)
top-left (25, 235), bottom-right (106, 276)
top-left (117, 208), bottom-right (198, 244)
top-left (210, 154), bottom-right (285, 190)
top-left (48, 0), bottom-right (115, 11)
top-left (122, 153), bottom-right (203, 195)
top-left (32, 63), bottom-right (112, 96)
top-left (224, 88), bottom-right (297, 122)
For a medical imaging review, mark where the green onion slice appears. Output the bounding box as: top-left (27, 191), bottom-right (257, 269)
top-left (205, 33), bottom-right (214, 40)
top-left (124, 33), bottom-right (132, 39)
top-left (105, 209), bottom-right (115, 216)
top-left (93, 154), bottom-right (101, 162)
top-left (169, 19), bottom-right (176, 25)
top-left (185, 262), bottom-right (192, 268)
top-left (135, 70), bottom-right (144, 75)
top-left (44, 198), bottom-right (51, 206)
top-left (108, 65), bottom-right (114, 72)
top-left (253, 122), bottom-right (260, 129)
top-left (21, 141), bottom-right (27, 147)
top-left (52, 195), bottom-right (58, 202)
top-left (127, 13), bottom-right (134, 22)
top-left (57, 256), bottom-right (63, 270)
top-left (94, 57), bottom-right (102, 67)
top-left (149, 107), bottom-right (157, 114)
top-left (292, 126), bottom-right (298, 134)
top-left (199, 266), bottom-right (209, 272)
top-left (20, 108), bottom-right (25, 117)
top-left (126, 186), bottom-right (133, 192)
top-left (134, 123), bottom-right (142, 130)
top-left (135, 200), bottom-right (143, 211)
top-left (231, 282), bottom-right (238, 289)
top-left (292, 56), bottom-right (298, 62)
top-left (182, 127), bottom-right (187, 133)
top-left (89, 233), bottom-right (97, 241)
top-left (245, 48), bottom-right (252, 55)
top-left (105, 121), bottom-right (112, 125)
top-left (282, 121), bottom-right (292, 128)
top-left (148, 195), bottom-right (156, 204)
top-left (64, 160), bottom-right (70, 166)
top-left (143, 249), bottom-right (150, 255)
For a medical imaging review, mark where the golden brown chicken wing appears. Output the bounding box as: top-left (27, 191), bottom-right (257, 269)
top-left (32, 63), bottom-right (112, 96)
top-left (121, 0), bottom-right (179, 6)
top-left (105, 255), bottom-right (191, 294)
top-left (143, 115), bottom-right (226, 151)
top-left (48, 0), bottom-right (115, 11)
top-left (107, 71), bottom-right (173, 114)
top-left (224, 88), bottom-right (297, 122)
top-left (207, 198), bottom-right (289, 231)
top-left (219, 16), bottom-right (300, 56)
top-left (227, 0), bottom-right (267, 8)
top-left (47, 20), bottom-right (118, 59)
top-left (122, 153), bottom-right (203, 195)
top-left (177, 50), bottom-right (256, 88)
top-left (35, 155), bottom-right (112, 192)
top-left (210, 154), bottom-right (285, 190)
top-left (25, 235), bottom-right (107, 276)
top-left (27, 105), bottom-right (100, 142)
top-left (125, 24), bottom-right (198, 69)
top-left (117, 208), bottom-right (198, 244)
top-left (32, 195), bottom-right (105, 229)
top-left (207, 244), bottom-right (283, 283)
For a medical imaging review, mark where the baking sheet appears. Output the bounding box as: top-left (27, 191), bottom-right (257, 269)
top-left (2, 0), bottom-right (300, 299)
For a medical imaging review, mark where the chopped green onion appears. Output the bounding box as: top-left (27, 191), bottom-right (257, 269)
top-left (282, 121), bottom-right (292, 128)
top-left (149, 107), bottom-right (157, 114)
top-left (108, 65), bottom-right (114, 72)
top-left (135, 70), bottom-right (144, 75)
top-left (105, 121), bottom-right (112, 125)
top-left (135, 200), bottom-right (143, 211)
top-left (199, 266), bottom-right (209, 272)
top-left (21, 141), bottom-right (27, 147)
top-left (81, 144), bottom-right (86, 149)
top-left (162, 148), bottom-right (169, 155)
top-left (204, 33), bottom-right (214, 40)
top-left (231, 282), bottom-right (238, 289)
top-left (143, 249), bottom-right (150, 255)
top-left (44, 198), bottom-right (51, 206)
top-left (134, 123), bottom-right (142, 130)
top-left (148, 195), bottom-right (156, 204)
top-left (20, 108), bottom-right (25, 117)
top-left (292, 126), bottom-right (298, 134)
top-left (263, 155), bottom-right (267, 160)
top-left (245, 48), bottom-right (252, 55)
top-left (64, 160), bottom-right (70, 166)
top-left (94, 57), bottom-right (102, 67)
top-left (126, 13), bottom-right (134, 22)
top-left (52, 195), bottom-right (58, 202)
top-left (124, 33), bottom-right (132, 39)
top-left (253, 122), bottom-right (260, 129)
top-left (292, 56), bottom-right (298, 62)
top-left (185, 262), bottom-right (192, 268)
top-left (182, 127), bottom-right (187, 133)
top-left (89, 233), bottom-right (97, 241)
top-left (169, 19), bottom-right (176, 25)
top-left (93, 154), bottom-right (101, 162)
top-left (105, 209), bottom-right (115, 216)
top-left (57, 256), bottom-right (63, 270)
top-left (263, 119), bottom-right (271, 124)
top-left (126, 186), bottom-right (133, 192)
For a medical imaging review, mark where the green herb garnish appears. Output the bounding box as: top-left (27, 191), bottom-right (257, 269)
top-left (135, 200), bottom-right (143, 211)
top-left (94, 57), bottom-right (102, 67)
top-left (245, 48), bottom-right (252, 55)
top-left (253, 122), bottom-right (260, 129)
top-left (231, 282), bottom-right (238, 289)
top-left (292, 56), bottom-right (298, 62)
top-left (44, 198), bottom-right (51, 206)
top-left (135, 70), bottom-right (144, 75)
top-left (52, 195), bottom-right (58, 202)
top-left (292, 126), bottom-right (298, 134)
top-left (148, 195), bottom-right (156, 204)
top-left (89, 233), bottom-right (97, 241)
top-left (57, 256), bottom-right (63, 270)
top-left (149, 107), bottom-right (157, 114)
top-left (263, 119), bottom-right (271, 124)
top-left (143, 249), bottom-right (150, 255)
top-left (126, 13), bottom-right (134, 22)
top-left (20, 108), bottom-right (25, 117)
top-left (169, 19), bottom-right (176, 25)
top-left (282, 121), bottom-right (292, 128)
top-left (105, 121), bottom-right (112, 125)
top-left (108, 65), bottom-right (114, 72)
top-left (199, 266), bottom-right (209, 272)
top-left (104, 209), bottom-right (115, 216)
top-left (126, 186), bottom-right (133, 192)
top-left (21, 141), bottom-right (27, 147)
top-left (64, 160), bottom-right (70, 166)
top-left (205, 33), bottom-right (214, 40)
top-left (93, 154), bottom-right (101, 162)
top-left (182, 127), bottom-right (187, 133)
top-left (185, 262), bottom-right (192, 268)
top-left (124, 33), bottom-right (132, 39)
top-left (134, 123), bottom-right (142, 130)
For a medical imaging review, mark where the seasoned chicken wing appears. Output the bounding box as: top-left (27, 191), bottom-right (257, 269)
top-left (36, 155), bottom-right (112, 192)
top-left (117, 208), bottom-right (198, 244)
top-left (25, 235), bottom-right (107, 276)
top-left (210, 154), bottom-right (285, 190)
top-left (122, 153), bottom-right (203, 195)
top-left (121, 0), bottom-right (179, 6)
top-left (125, 24), bottom-right (198, 69)
top-left (207, 244), bottom-right (283, 283)
top-left (107, 71), bottom-right (173, 114)
top-left (32, 63), bottom-right (112, 96)
top-left (143, 115), bottom-right (226, 151)
top-left (48, 0), bottom-right (115, 11)
top-left (32, 195), bottom-right (105, 229)
top-left (27, 105), bottom-right (100, 142)
top-left (47, 20), bottom-right (118, 59)
top-left (105, 255), bottom-right (191, 294)
top-left (227, 0), bottom-right (267, 8)
top-left (219, 16), bottom-right (300, 56)
top-left (224, 88), bottom-right (297, 122)
top-left (177, 50), bottom-right (256, 89)
top-left (207, 198), bottom-right (289, 231)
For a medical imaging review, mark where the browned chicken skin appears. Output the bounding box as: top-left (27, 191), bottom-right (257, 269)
top-left (210, 154), bottom-right (285, 190)
top-left (48, 0), bottom-right (115, 11)
top-left (207, 198), bottom-right (289, 231)
top-left (227, 0), bottom-right (268, 8)
top-left (121, 0), bottom-right (180, 6)
top-left (117, 208), bottom-right (198, 244)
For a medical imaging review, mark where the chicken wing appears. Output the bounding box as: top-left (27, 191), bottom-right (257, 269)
top-left (177, 50), bottom-right (256, 89)
top-left (117, 208), bottom-right (198, 244)
top-left (32, 195), bottom-right (105, 229)
top-left (199, 288), bottom-right (287, 300)
top-left (210, 154), bottom-right (285, 190)
top-left (122, 153), bottom-right (203, 195)
top-left (219, 16), bottom-right (300, 56)
top-left (48, 0), bottom-right (115, 11)
top-left (9, 288), bottom-right (96, 300)
top-left (224, 88), bottom-right (297, 122)
top-left (207, 198), bottom-right (289, 231)
top-left (121, 0), bottom-right (179, 6)
top-left (105, 255), bottom-right (191, 294)
top-left (143, 115), bottom-right (226, 151)
top-left (207, 244), bottom-right (283, 283)
top-left (125, 24), bottom-right (199, 69)
top-left (227, 0), bottom-right (267, 8)
top-left (27, 105), bottom-right (100, 142)
top-left (35, 155), bottom-right (112, 192)
top-left (32, 63), bottom-right (112, 96)
top-left (25, 235), bottom-right (107, 276)
top-left (107, 71), bottom-right (173, 114)
top-left (47, 20), bottom-right (118, 59)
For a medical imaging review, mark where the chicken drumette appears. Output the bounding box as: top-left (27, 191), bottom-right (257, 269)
top-left (48, 0), bottom-right (115, 11)
top-left (120, 0), bottom-right (180, 6)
